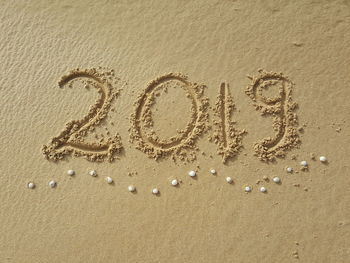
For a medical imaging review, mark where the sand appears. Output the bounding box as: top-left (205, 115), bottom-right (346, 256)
top-left (1, 1), bottom-right (350, 262)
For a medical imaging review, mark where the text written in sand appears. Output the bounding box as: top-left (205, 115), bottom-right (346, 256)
top-left (42, 68), bottom-right (123, 162)
top-left (245, 70), bottom-right (300, 162)
top-left (42, 68), bottom-right (300, 163)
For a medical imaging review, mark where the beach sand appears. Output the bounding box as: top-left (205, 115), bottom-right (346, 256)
top-left (1, 0), bottom-right (350, 262)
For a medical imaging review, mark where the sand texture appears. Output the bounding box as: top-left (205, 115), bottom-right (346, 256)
top-left (1, 1), bottom-right (350, 262)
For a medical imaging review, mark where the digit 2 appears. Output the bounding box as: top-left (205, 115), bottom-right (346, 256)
top-left (42, 68), bottom-right (123, 162)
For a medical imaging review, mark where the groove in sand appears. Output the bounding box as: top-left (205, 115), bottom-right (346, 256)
top-left (42, 68), bottom-right (123, 162)
top-left (129, 73), bottom-right (209, 162)
top-left (245, 70), bottom-right (300, 162)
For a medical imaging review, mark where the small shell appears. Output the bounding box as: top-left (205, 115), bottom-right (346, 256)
top-left (244, 186), bottom-right (252, 192)
top-left (171, 179), bottom-right (178, 186)
top-left (300, 161), bottom-right (308, 167)
top-left (188, 170), bottom-right (196, 177)
top-left (286, 167), bottom-right (293, 173)
top-left (27, 182), bottom-right (35, 189)
top-left (210, 169), bottom-right (216, 175)
top-left (226, 177), bottom-right (233, 184)
top-left (152, 188), bottom-right (159, 194)
top-left (272, 177), bottom-right (281, 183)
top-left (260, 186), bottom-right (267, 193)
top-left (319, 156), bottom-right (327, 162)
top-left (67, 170), bottom-right (75, 176)
top-left (48, 180), bottom-right (57, 188)
top-left (89, 170), bottom-right (97, 177)
top-left (128, 185), bottom-right (136, 192)
top-left (106, 177), bottom-right (113, 184)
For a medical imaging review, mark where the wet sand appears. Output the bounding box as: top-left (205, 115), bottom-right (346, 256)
top-left (1, 1), bottom-right (350, 262)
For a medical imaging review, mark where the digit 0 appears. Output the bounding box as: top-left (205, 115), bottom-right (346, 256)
top-left (129, 73), bottom-right (209, 162)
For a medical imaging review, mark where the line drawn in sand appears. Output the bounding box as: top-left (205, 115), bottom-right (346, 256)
top-left (129, 73), bottom-right (209, 162)
top-left (42, 68), bottom-right (123, 162)
top-left (245, 70), bottom-right (300, 162)
top-left (210, 82), bottom-right (246, 163)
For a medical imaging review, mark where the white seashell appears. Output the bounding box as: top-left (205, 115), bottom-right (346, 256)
top-left (272, 177), bottom-right (281, 183)
top-left (244, 186), bottom-right (252, 192)
top-left (260, 187), bottom-right (267, 193)
top-left (188, 170), bottom-right (196, 177)
top-left (48, 180), bottom-right (57, 188)
top-left (319, 156), bottom-right (327, 162)
top-left (128, 185), bottom-right (136, 192)
top-left (106, 177), bottom-right (113, 184)
top-left (300, 161), bottom-right (308, 167)
top-left (89, 170), bottom-right (97, 177)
